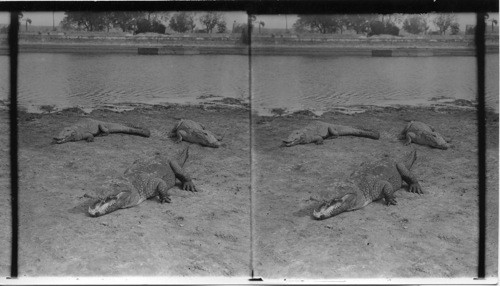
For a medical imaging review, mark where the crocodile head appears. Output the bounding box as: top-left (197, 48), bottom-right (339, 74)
top-left (53, 128), bottom-right (77, 144)
top-left (312, 193), bottom-right (357, 220)
top-left (422, 131), bottom-right (451, 150)
top-left (88, 196), bottom-right (119, 217)
top-left (191, 129), bottom-right (221, 148)
top-left (282, 131), bottom-right (306, 147)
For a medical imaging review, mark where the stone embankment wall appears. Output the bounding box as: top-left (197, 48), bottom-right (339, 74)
top-left (0, 33), bottom-right (497, 56)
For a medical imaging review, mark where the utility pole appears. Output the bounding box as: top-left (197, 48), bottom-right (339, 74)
top-left (52, 11), bottom-right (55, 31)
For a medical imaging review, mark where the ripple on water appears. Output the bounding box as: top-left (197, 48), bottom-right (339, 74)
top-left (6, 53), bottom-right (499, 114)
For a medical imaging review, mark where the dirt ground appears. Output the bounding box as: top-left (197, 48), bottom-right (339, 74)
top-left (252, 106), bottom-right (498, 279)
top-left (0, 104), bottom-right (497, 280)
top-left (0, 110), bottom-right (10, 277)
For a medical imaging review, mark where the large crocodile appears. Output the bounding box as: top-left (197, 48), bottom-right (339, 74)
top-left (313, 149), bottom-right (422, 220)
top-left (170, 119), bottom-right (224, 148)
top-left (88, 147), bottom-right (196, 217)
top-left (282, 121), bottom-right (380, 147)
top-left (400, 121), bottom-right (451, 149)
top-left (53, 118), bottom-right (150, 144)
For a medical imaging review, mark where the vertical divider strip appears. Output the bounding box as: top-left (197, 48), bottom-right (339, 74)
top-left (9, 11), bottom-right (20, 279)
top-left (475, 12), bottom-right (486, 279)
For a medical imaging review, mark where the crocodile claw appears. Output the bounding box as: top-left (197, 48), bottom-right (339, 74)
top-left (386, 198), bottom-right (397, 205)
top-left (160, 196), bottom-right (171, 203)
top-left (409, 183), bottom-right (423, 194)
top-left (183, 181), bottom-right (197, 192)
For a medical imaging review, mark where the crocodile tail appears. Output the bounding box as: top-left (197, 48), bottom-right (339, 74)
top-left (176, 146), bottom-right (190, 167)
top-left (123, 123), bottom-right (151, 137)
top-left (402, 148), bottom-right (417, 170)
top-left (132, 126), bottom-right (151, 137)
top-left (357, 129), bottom-right (380, 140)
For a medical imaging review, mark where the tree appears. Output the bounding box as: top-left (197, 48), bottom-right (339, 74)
top-left (103, 12), bottom-right (115, 32)
top-left (368, 20), bottom-right (399, 36)
top-left (199, 12), bottom-right (224, 33)
top-left (135, 17), bottom-right (166, 34)
top-left (450, 22), bottom-right (460, 35)
top-left (23, 18), bottom-right (32, 32)
top-left (334, 15), bottom-right (350, 34)
top-left (109, 12), bottom-right (143, 32)
top-left (486, 14), bottom-right (498, 33)
top-left (379, 14), bottom-right (404, 26)
top-left (402, 15), bottom-right (429, 34)
top-left (169, 12), bottom-right (196, 33)
top-left (216, 20), bottom-right (227, 33)
top-left (258, 21), bottom-right (265, 33)
top-left (293, 15), bottom-right (341, 34)
top-left (62, 12), bottom-right (108, 31)
top-left (145, 12), bottom-right (170, 23)
top-left (151, 20), bottom-right (166, 34)
top-left (465, 25), bottom-right (475, 35)
top-left (345, 14), bottom-right (376, 34)
top-left (433, 13), bottom-right (457, 35)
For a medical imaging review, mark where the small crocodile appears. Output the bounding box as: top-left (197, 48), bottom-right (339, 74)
top-left (88, 147), bottom-right (196, 217)
top-left (53, 118), bottom-right (150, 144)
top-left (400, 121), bottom-right (451, 149)
top-left (313, 149), bottom-right (422, 220)
top-left (170, 119), bottom-right (224, 148)
top-left (282, 121), bottom-right (380, 147)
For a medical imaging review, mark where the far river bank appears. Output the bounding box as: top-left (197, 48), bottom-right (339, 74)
top-left (0, 33), bottom-right (498, 56)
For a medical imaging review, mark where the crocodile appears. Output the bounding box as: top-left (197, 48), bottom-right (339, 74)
top-left (400, 121), bottom-right (451, 149)
top-left (313, 149), bottom-right (422, 220)
top-left (170, 119), bottom-right (224, 148)
top-left (282, 121), bottom-right (380, 147)
top-left (88, 147), bottom-right (196, 217)
top-left (53, 118), bottom-right (150, 144)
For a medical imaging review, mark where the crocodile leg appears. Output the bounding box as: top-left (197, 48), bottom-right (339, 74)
top-left (169, 159), bottom-right (197, 192)
top-left (427, 124), bottom-right (436, 132)
top-left (396, 162), bottom-right (423, 194)
top-left (404, 132), bottom-right (416, 146)
top-left (174, 130), bottom-right (187, 143)
top-left (98, 123), bottom-right (110, 136)
top-left (377, 180), bottom-right (397, 205)
top-left (327, 127), bottom-right (340, 139)
top-left (313, 135), bottom-right (325, 145)
top-left (154, 178), bottom-right (172, 203)
top-left (81, 132), bottom-right (95, 142)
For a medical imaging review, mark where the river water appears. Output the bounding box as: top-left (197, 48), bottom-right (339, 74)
top-left (0, 53), bottom-right (498, 113)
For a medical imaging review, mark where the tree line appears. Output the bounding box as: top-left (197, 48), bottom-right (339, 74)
top-left (293, 14), bottom-right (465, 36)
top-left (8, 12), bottom-right (496, 36)
top-left (59, 12), bottom-right (227, 34)
top-left (57, 12), bottom-right (464, 36)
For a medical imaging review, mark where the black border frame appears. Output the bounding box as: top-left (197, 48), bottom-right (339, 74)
top-left (2, 0), bottom-right (497, 280)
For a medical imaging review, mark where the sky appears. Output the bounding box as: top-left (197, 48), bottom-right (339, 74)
top-left (0, 11), bottom-right (497, 31)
